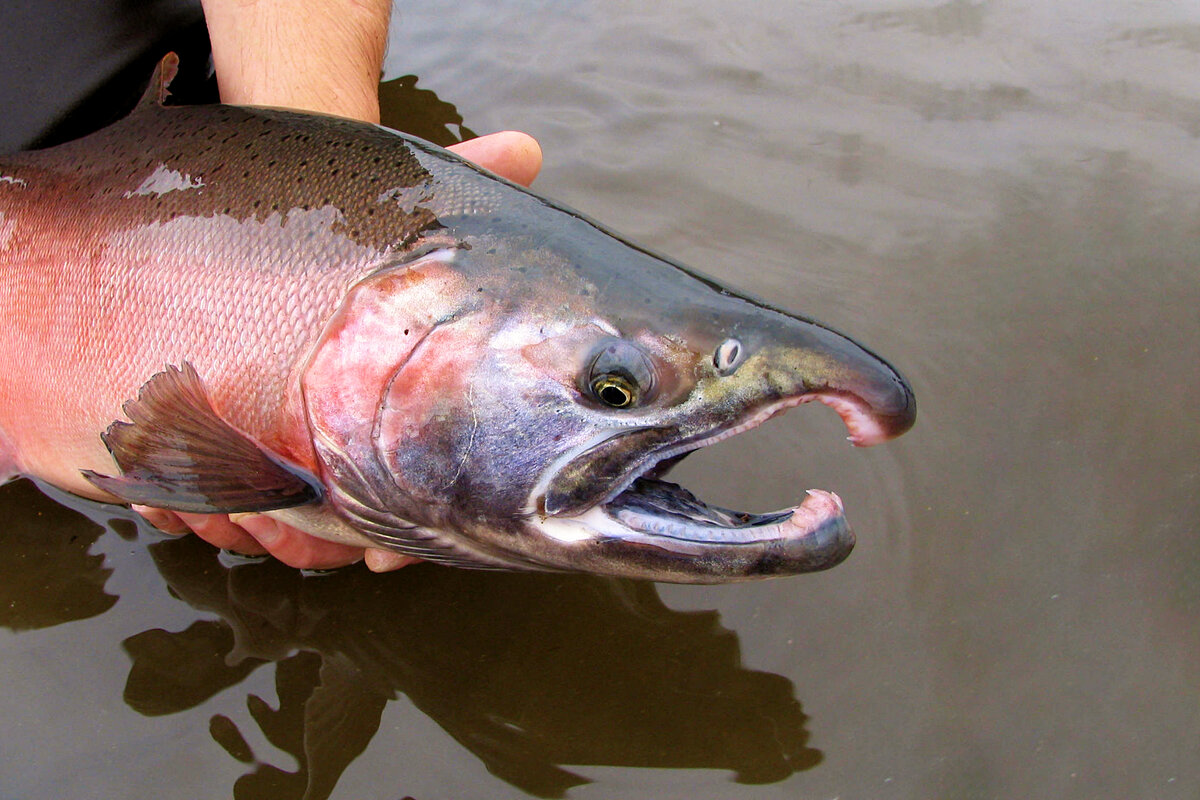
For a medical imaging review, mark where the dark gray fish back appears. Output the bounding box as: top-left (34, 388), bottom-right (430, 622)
top-left (5, 101), bottom-right (462, 254)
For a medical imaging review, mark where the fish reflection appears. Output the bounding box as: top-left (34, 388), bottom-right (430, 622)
top-left (126, 534), bottom-right (822, 798)
top-left (0, 478), bottom-right (119, 630)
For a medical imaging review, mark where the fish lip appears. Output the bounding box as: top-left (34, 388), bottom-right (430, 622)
top-left (587, 388), bottom-right (889, 514)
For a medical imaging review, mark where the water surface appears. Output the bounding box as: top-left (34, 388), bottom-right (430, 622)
top-left (2, 1), bottom-right (1198, 798)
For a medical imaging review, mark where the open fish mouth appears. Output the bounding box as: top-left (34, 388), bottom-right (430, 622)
top-left (534, 391), bottom-right (893, 580)
top-left (602, 476), bottom-right (850, 566)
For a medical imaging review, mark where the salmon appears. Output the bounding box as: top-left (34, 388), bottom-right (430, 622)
top-left (0, 56), bottom-right (914, 582)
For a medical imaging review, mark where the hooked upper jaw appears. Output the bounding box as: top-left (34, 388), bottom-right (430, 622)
top-left (335, 232), bottom-right (917, 582)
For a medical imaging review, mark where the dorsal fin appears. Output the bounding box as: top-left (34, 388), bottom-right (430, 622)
top-left (137, 52), bottom-right (180, 109)
top-left (83, 362), bottom-right (322, 513)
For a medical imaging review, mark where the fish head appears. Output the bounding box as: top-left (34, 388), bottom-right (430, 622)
top-left (303, 228), bottom-right (914, 582)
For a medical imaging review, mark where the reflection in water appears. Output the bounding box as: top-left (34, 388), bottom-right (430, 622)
top-left (379, 74), bottom-right (479, 147)
top-left (5, 1), bottom-right (1200, 797)
top-left (0, 480), bottom-right (820, 799)
top-left (130, 535), bottom-right (821, 798)
top-left (0, 480), bottom-right (117, 630)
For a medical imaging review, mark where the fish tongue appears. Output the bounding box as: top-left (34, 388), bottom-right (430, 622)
top-left (610, 477), bottom-right (793, 529)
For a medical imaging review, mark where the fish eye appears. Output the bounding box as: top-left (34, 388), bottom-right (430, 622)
top-left (714, 338), bottom-right (744, 374)
top-left (591, 374), bottom-right (637, 408)
top-left (585, 339), bottom-right (655, 409)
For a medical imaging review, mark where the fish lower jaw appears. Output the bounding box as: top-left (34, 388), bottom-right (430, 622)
top-left (529, 482), bottom-right (854, 580)
top-left (610, 487), bottom-right (844, 545)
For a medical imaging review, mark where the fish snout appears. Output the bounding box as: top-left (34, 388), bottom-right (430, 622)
top-left (739, 318), bottom-right (916, 446)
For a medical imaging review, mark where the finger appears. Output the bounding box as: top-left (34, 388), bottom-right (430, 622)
top-left (132, 505), bottom-right (192, 535)
top-left (449, 131), bottom-right (542, 187)
top-left (174, 511), bottom-right (269, 556)
top-left (230, 513), bottom-right (365, 570)
top-left (363, 548), bottom-right (421, 573)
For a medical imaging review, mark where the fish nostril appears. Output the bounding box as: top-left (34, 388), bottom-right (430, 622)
top-left (714, 338), bottom-right (744, 374)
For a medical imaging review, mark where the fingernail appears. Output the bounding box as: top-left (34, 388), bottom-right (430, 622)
top-left (238, 514), bottom-right (281, 547)
top-left (133, 505), bottom-right (188, 534)
top-left (364, 549), bottom-right (419, 573)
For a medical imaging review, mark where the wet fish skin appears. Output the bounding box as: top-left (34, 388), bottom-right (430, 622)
top-left (0, 56), bottom-right (914, 582)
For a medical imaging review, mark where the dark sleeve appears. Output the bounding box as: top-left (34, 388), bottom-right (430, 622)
top-left (0, 0), bottom-right (206, 152)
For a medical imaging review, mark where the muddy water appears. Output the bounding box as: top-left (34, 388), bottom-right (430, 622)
top-left (2, 1), bottom-right (1198, 798)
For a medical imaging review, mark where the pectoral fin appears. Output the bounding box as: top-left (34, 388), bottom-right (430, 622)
top-left (83, 363), bottom-right (322, 513)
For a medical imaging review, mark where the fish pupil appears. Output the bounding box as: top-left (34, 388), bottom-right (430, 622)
top-left (600, 385), bottom-right (629, 406)
top-left (593, 375), bottom-right (636, 408)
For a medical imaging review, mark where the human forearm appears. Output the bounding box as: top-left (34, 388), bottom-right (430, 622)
top-left (202, 0), bottom-right (391, 123)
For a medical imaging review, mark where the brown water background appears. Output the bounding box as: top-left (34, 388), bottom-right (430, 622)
top-left (1, 1), bottom-right (1198, 798)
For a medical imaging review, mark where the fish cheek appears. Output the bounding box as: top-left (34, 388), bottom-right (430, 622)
top-left (374, 322), bottom-right (480, 509)
top-left (302, 256), bottom-right (472, 523)
top-left (379, 334), bottom-right (595, 525)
